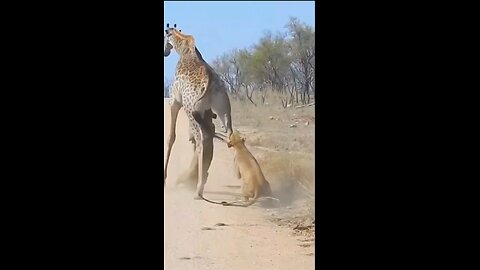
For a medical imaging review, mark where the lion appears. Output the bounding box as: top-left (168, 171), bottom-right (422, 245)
top-left (208, 131), bottom-right (278, 207)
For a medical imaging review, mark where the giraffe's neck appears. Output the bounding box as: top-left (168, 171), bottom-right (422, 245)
top-left (176, 46), bottom-right (212, 75)
top-left (177, 46), bottom-right (205, 63)
top-left (176, 51), bottom-right (202, 72)
top-left (178, 48), bottom-right (199, 62)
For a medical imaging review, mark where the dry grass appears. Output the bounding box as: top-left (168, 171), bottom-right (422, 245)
top-left (220, 94), bottom-right (315, 221)
top-left (253, 150), bottom-right (314, 204)
top-left (230, 93), bottom-right (315, 155)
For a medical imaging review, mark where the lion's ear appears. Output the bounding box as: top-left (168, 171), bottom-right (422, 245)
top-left (241, 138), bottom-right (246, 143)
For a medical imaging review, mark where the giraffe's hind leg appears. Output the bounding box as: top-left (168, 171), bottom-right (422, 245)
top-left (164, 100), bottom-right (181, 187)
top-left (192, 110), bottom-right (215, 199)
top-left (193, 124), bottom-right (205, 199)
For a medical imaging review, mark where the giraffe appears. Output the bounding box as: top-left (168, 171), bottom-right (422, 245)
top-left (163, 24), bottom-right (232, 199)
top-left (165, 31), bottom-right (233, 137)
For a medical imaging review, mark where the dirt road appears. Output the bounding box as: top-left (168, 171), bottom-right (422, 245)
top-left (164, 99), bottom-right (314, 270)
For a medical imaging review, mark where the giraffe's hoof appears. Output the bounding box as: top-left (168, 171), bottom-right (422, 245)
top-left (193, 195), bottom-right (202, 200)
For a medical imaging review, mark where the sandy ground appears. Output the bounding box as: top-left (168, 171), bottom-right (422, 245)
top-left (164, 99), bottom-right (314, 270)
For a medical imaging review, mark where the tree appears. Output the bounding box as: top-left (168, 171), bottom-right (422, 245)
top-left (208, 17), bottom-right (315, 107)
top-left (211, 48), bottom-right (257, 105)
top-left (250, 31), bottom-right (291, 94)
top-left (211, 50), bottom-right (243, 95)
top-left (285, 17), bottom-right (315, 104)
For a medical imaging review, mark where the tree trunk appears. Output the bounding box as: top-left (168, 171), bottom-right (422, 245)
top-left (245, 85), bottom-right (256, 106)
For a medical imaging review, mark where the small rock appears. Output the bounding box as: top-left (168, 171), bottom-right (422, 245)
top-left (269, 116), bottom-right (274, 120)
top-left (305, 121), bottom-right (309, 126)
top-left (289, 124), bottom-right (297, 128)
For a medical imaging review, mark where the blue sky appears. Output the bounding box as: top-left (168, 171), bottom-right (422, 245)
top-left (163, 1), bottom-right (315, 81)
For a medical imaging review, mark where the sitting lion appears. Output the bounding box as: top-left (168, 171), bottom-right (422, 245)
top-left (214, 131), bottom-right (276, 207)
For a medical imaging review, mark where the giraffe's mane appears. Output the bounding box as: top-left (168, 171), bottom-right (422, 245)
top-left (195, 47), bottom-right (204, 60)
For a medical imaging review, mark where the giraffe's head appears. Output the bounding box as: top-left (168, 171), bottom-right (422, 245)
top-left (164, 37), bottom-right (173, 57)
top-left (164, 23), bottom-right (195, 57)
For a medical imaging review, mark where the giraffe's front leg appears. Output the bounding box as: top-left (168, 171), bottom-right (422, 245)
top-left (164, 101), bottom-right (181, 187)
top-left (188, 122), bottom-right (195, 144)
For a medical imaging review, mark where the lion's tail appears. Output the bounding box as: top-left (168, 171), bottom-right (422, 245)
top-left (222, 187), bottom-right (260, 207)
